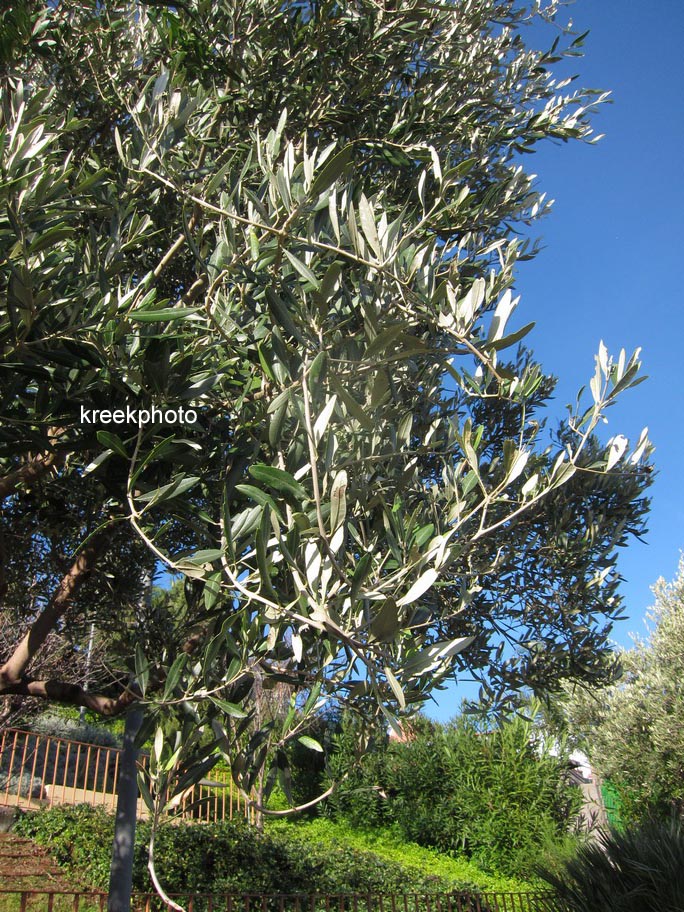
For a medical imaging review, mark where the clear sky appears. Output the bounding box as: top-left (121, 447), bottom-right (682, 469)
top-left (426, 0), bottom-right (684, 722)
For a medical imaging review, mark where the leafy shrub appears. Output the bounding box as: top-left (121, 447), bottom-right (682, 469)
top-left (14, 804), bottom-right (114, 889)
top-left (0, 771), bottom-right (45, 799)
top-left (536, 816), bottom-right (684, 911)
top-left (268, 818), bottom-right (536, 894)
top-left (526, 824), bottom-right (587, 885)
top-left (15, 805), bottom-right (479, 896)
top-left (326, 709), bottom-right (581, 879)
top-left (285, 712), bottom-right (338, 810)
top-left (28, 710), bottom-right (123, 747)
top-left (324, 711), bottom-right (394, 829)
top-left (134, 817), bottom-right (319, 894)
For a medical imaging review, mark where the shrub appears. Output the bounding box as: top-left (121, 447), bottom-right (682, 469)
top-left (28, 710), bottom-right (123, 747)
top-left (326, 710), bottom-right (581, 879)
top-left (14, 806), bottom-right (477, 896)
top-left (324, 711), bottom-right (390, 829)
top-left (0, 771), bottom-right (45, 799)
top-left (14, 804), bottom-right (114, 889)
top-left (536, 816), bottom-right (684, 911)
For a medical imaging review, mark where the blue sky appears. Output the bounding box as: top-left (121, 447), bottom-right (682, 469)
top-left (426, 0), bottom-right (684, 722)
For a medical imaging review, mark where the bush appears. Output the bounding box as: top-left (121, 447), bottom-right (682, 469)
top-left (536, 816), bottom-right (684, 911)
top-left (324, 711), bottom-right (396, 829)
top-left (14, 805), bottom-right (478, 896)
top-left (326, 710), bottom-right (581, 879)
top-left (14, 805), bottom-right (113, 889)
top-left (267, 818), bottom-right (536, 894)
top-left (28, 710), bottom-right (123, 747)
top-left (0, 771), bottom-right (45, 799)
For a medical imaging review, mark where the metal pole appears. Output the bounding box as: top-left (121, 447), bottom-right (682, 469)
top-left (79, 623), bottom-right (96, 724)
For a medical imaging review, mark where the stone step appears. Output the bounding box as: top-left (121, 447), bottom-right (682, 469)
top-left (0, 831), bottom-right (73, 891)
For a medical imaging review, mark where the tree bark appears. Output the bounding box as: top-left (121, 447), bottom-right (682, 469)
top-left (108, 704), bottom-right (144, 912)
top-left (0, 533), bottom-right (105, 687)
top-left (0, 677), bottom-right (137, 715)
top-left (0, 441), bottom-right (67, 502)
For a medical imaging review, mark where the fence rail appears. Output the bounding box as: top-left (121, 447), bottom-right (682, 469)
top-left (0, 892), bottom-right (560, 912)
top-left (0, 728), bottom-right (250, 822)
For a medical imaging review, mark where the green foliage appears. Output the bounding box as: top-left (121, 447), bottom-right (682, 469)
top-left (327, 708), bottom-right (581, 879)
top-left (0, 3), bottom-right (38, 72)
top-left (284, 710), bottom-right (337, 808)
top-left (14, 805), bottom-right (114, 890)
top-left (267, 818), bottom-right (537, 894)
top-left (15, 805), bottom-right (493, 896)
top-left (537, 816), bottom-right (684, 912)
top-left (551, 557), bottom-right (684, 825)
top-left (324, 709), bottom-right (390, 828)
top-left (1, 2), bottom-right (652, 872)
top-left (28, 710), bottom-right (124, 745)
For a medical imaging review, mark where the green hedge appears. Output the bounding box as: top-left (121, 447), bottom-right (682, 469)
top-left (268, 819), bottom-right (536, 894)
top-left (14, 805), bottom-right (474, 896)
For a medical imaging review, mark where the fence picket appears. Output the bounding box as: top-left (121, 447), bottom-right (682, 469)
top-left (0, 728), bottom-right (245, 822)
top-left (4, 730), bottom-right (19, 804)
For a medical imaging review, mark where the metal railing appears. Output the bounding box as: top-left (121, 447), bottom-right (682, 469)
top-left (0, 892), bottom-right (560, 912)
top-left (0, 891), bottom-right (107, 912)
top-left (0, 728), bottom-right (251, 822)
top-left (126, 893), bottom-right (560, 912)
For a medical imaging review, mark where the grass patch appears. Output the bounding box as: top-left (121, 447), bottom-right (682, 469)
top-left (0, 895), bottom-right (103, 912)
top-left (266, 818), bottom-right (539, 893)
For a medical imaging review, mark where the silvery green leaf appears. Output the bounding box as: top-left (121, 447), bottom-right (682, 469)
top-left (397, 568), bottom-right (439, 607)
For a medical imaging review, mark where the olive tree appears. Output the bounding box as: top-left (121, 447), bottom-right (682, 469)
top-left (554, 559), bottom-right (684, 824)
top-left (1, 0), bottom-right (651, 898)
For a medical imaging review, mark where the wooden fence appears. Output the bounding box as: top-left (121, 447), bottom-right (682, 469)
top-left (0, 728), bottom-right (251, 822)
top-left (0, 891), bottom-right (560, 912)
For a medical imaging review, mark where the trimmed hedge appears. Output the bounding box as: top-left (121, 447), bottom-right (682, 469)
top-left (268, 819), bottom-right (536, 894)
top-left (14, 805), bottom-right (473, 895)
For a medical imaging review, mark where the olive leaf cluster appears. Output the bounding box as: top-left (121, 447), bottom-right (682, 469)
top-left (1, 0), bottom-right (651, 824)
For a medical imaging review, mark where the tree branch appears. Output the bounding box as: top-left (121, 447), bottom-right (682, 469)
top-left (0, 447), bottom-right (65, 502)
top-left (0, 532), bottom-right (106, 685)
top-left (246, 773), bottom-right (348, 817)
top-left (0, 677), bottom-right (138, 717)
